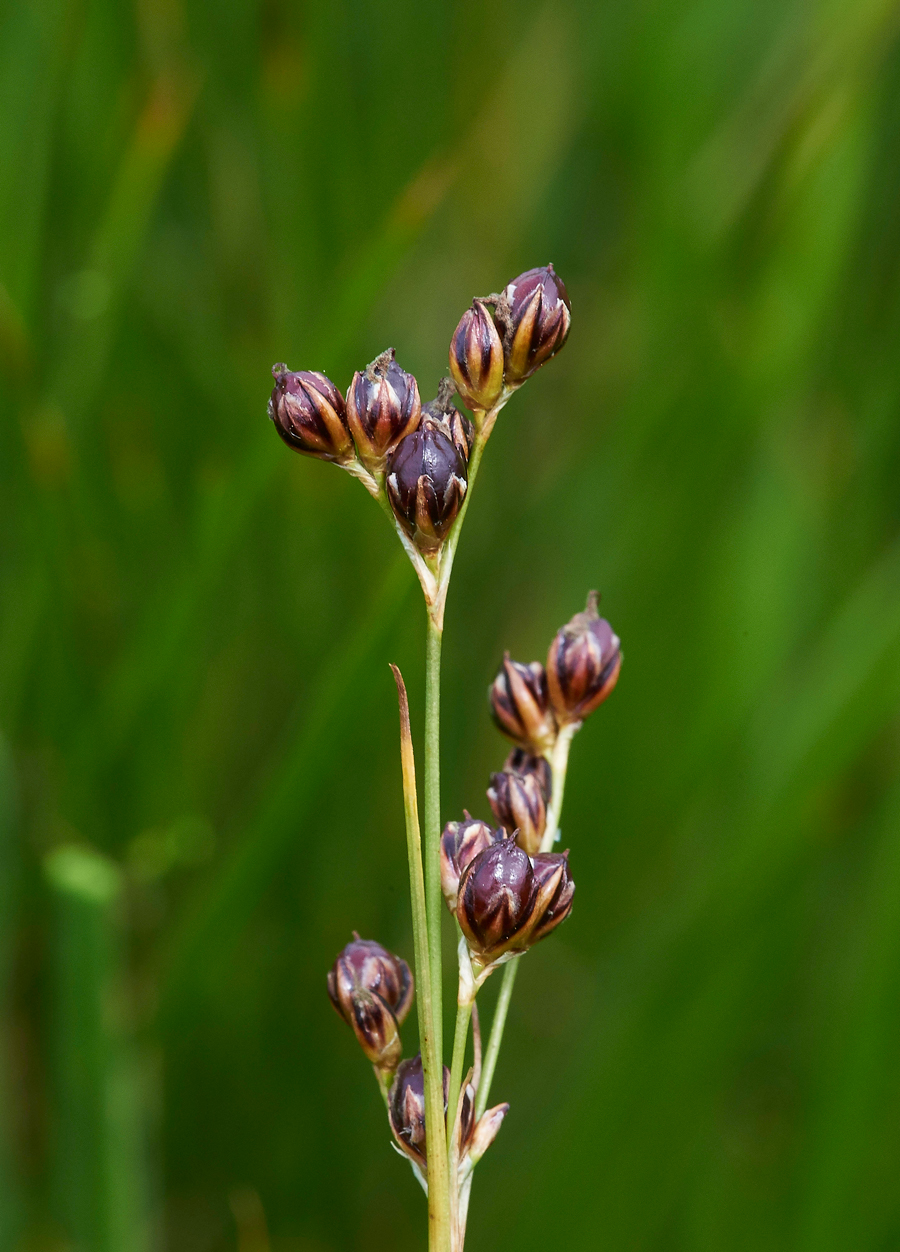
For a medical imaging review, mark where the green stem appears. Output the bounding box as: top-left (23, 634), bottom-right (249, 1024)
top-left (475, 959), bottom-right (518, 1118)
top-left (424, 616), bottom-right (444, 1074)
top-left (391, 668), bottom-right (451, 1252)
top-left (373, 1065), bottom-right (391, 1113)
top-left (540, 723), bottom-right (577, 854)
top-left (446, 997), bottom-right (472, 1156)
top-left (431, 434), bottom-right (487, 630)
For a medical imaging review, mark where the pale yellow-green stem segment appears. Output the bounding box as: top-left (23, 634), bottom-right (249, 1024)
top-left (391, 666), bottom-right (451, 1252)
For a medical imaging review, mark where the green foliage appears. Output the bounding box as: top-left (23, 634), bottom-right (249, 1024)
top-left (1, 0), bottom-right (900, 1248)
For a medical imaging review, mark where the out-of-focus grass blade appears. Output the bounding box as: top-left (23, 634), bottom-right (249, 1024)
top-left (687, 0), bottom-right (900, 238)
top-left (513, 534), bottom-right (900, 1248)
top-left (0, 0), bottom-right (79, 319)
top-left (0, 734), bottom-right (21, 1248)
top-left (49, 69), bottom-right (199, 440)
top-left (67, 142), bottom-right (457, 794)
top-left (158, 553), bottom-right (413, 1021)
top-left (44, 846), bottom-right (150, 1252)
top-left (796, 778), bottom-right (900, 1251)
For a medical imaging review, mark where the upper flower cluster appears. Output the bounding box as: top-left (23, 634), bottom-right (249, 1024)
top-left (449, 265), bottom-right (571, 412)
top-left (268, 265), bottom-right (571, 564)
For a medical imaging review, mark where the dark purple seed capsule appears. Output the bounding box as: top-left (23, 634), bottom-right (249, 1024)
top-left (449, 299), bottom-right (504, 412)
top-left (385, 417), bottom-right (467, 554)
top-left (489, 654), bottom-right (556, 754)
top-left (487, 769), bottom-right (547, 856)
top-left (503, 748), bottom-right (552, 802)
top-left (547, 591), bottom-right (621, 724)
top-left (268, 365), bottom-right (352, 461)
top-left (456, 839), bottom-right (535, 960)
top-left (346, 347), bottom-right (421, 469)
top-left (326, 935), bottom-right (413, 1072)
top-left (494, 264), bottom-right (571, 384)
top-left (388, 1054), bottom-right (450, 1168)
top-left (440, 814), bottom-right (504, 911)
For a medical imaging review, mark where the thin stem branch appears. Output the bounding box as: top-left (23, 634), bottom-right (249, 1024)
top-left (391, 666), bottom-right (451, 1252)
top-left (474, 958), bottom-right (518, 1119)
top-left (430, 430), bottom-right (487, 630)
top-left (446, 997), bottom-right (472, 1157)
top-left (540, 722), bottom-right (578, 853)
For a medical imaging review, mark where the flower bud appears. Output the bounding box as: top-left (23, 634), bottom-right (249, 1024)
top-left (385, 418), bottom-right (467, 554)
top-left (465, 1100), bottom-right (509, 1166)
top-left (327, 935), bottom-right (413, 1072)
top-left (489, 655), bottom-right (556, 754)
top-left (494, 264), bottom-right (571, 384)
top-left (457, 841), bottom-right (575, 966)
top-left (269, 365), bottom-right (352, 461)
top-left (440, 813), bottom-right (504, 911)
top-left (449, 299), bottom-right (504, 412)
top-left (547, 591), bottom-right (622, 724)
top-left (388, 1054), bottom-right (450, 1169)
top-left (346, 348), bottom-right (421, 470)
top-left (487, 769), bottom-right (547, 856)
top-left (503, 748), bottom-right (552, 802)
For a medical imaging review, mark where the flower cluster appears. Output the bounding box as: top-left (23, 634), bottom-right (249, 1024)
top-left (437, 593), bottom-right (621, 992)
top-left (270, 262), bottom-right (622, 1249)
top-left (328, 935), bottom-right (509, 1194)
top-left (268, 265), bottom-right (571, 569)
top-left (490, 591), bottom-right (621, 743)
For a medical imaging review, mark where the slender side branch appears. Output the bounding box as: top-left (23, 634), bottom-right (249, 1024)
top-left (475, 959), bottom-right (518, 1119)
top-left (477, 723), bottom-right (579, 1118)
top-left (446, 995), bottom-right (472, 1158)
top-left (391, 666), bottom-right (451, 1252)
top-left (540, 722), bottom-right (578, 853)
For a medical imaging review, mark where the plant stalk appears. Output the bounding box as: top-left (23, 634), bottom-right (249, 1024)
top-left (391, 667), bottom-right (451, 1252)
top-left (540, 722), bottom-right (578, 854)
top-left (446, 996), bottom-right (472, 1157)
top-left (424, 616), bottom-right (444, 1073)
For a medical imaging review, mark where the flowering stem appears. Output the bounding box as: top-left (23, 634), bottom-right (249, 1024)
top-left (476, 724), bottom-right (579, 1119)
top-left (424, 617), bottom-right (444, 1073)
top-left (391, 667), bottom-right (451, 1252)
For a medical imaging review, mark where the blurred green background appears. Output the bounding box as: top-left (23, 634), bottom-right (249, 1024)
top-left (3, 0), bottom-right (900, 1248)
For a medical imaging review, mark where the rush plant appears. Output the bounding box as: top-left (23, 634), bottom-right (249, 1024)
top-left (268, 267), bottom-right (621, 1251)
